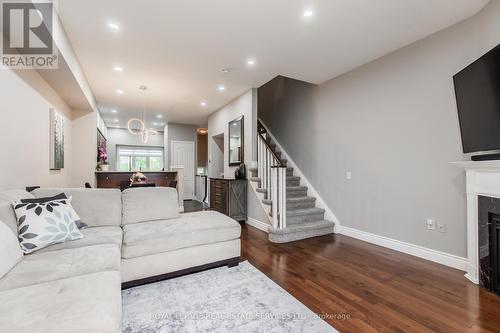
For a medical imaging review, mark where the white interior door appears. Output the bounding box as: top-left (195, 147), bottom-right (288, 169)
top-left (171, 140), bottom-right (195, 200)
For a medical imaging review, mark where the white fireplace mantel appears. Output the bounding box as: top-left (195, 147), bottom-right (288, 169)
top-left (452, 160), bottom-right (500, 284)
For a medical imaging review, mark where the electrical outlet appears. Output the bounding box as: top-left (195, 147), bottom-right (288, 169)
top-left (426, 219), bottom-right (436, 230)
top-left (346, 171), bottom-right (352, 180)
top-left (437, 222), bottom-right (446, 233)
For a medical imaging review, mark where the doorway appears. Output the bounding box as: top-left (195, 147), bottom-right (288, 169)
top-left (210, 133), bottom-right (224, 178)
top-left (171, 140), bottom-right (195, 200)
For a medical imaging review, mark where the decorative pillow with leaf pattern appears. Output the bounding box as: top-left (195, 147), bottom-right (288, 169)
top-left (12, 198), bottom-right (83, 254)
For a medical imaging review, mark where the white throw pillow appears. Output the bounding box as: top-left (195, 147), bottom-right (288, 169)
top-left (0, 220), bottom-right (23, 278)
top-left (12, 198), bottom-right (83, 254)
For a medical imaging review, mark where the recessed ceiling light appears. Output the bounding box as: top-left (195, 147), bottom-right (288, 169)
top-left (113, 119), bottom-right (119, 122)
top-left (246, 59), bottom-right (256, 66)
top-left (116, 89), bottom-right (124, 95)
top-left (222, 68), bottom-right (232, 73)
top-left (200, 101), bottom-right (207, 107)
top-left (156, 115), bottom-right (163, 119)
top-left (153, 122), bottom-right (158, 126)
top-left (108, 22), bottom-right (120, 31)
top-left (111, 109), bottom-right (118, 113)
top-left (303, 10), bottom-right (313, 17)
top-left (114, 65), bottom-right (123, 72)
top-left (218, 85), bottom-right (226, 92)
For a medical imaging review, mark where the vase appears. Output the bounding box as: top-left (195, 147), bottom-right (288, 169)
top-left (235, 163), bottom-right (246, 179)
top-left (101, 164), bottom-right (109, 172)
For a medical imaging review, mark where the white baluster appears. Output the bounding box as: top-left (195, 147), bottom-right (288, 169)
top-left (267, 151), bottom-right (271, 200)
top-left (262, 139), bottom-right (266, 189)
top-left (262, 138), bottom-right (265, 190)
top-left (271, 167), bottom-right (278, 229)
top-left (257, 137), bottom-right (262, 186)
top-left (280, 167), bottom-right (287, 229)
top-left (262, 147), bottom-right (266, 191)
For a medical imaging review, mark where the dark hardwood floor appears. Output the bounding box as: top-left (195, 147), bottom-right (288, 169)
top-left (183, 200), bottom-right (206, 213)
top-left (240, 224), bottom-right (500, 333)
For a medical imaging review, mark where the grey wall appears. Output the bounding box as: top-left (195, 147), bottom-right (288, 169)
top-left (258, 1), bottom-right (500, 257)
top-left (106, 128), bottom-right (164, 171)
top-left (0, 67), bottom-right (74, 190)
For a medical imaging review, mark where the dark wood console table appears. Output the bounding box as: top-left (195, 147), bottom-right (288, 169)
top-left (209, 178), bottom-right (247, 222)
top-left (96, 171), bottom-right (177, 189)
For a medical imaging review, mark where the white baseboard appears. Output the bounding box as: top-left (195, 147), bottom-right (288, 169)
top-left (246, 217), bottom-right (270, 233)
top-left (464, 272), bottom-right (479, 284)
top-left (336, 225), bottom-right (468, 271)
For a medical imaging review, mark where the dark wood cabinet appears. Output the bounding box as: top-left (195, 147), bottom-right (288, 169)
top-left (209, 178), bottom-right (247, 222)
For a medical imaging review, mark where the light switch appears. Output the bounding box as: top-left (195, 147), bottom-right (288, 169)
top-left (426, 219), bottom-right (436, 230)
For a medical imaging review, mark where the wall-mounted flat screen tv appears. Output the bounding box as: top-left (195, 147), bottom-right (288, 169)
top-left (453, 44), bottom-right (500, 154)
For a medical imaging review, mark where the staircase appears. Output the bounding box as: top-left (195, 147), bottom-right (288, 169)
top-left (249, 121), bottom-right (334, 243)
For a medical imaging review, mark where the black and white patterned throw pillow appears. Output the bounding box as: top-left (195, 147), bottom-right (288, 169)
top-left (12, 198), bottom-right (83, 254)
top-left (20, 193), bottom-right (88, 229)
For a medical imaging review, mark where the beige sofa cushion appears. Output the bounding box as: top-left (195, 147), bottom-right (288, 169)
top-left (32, 188), bottom-right (122, 227)
top-left (0, 220), bottom-right (23, 279)
top-left (36, 226), bottom-right (123, 253)
top-left (122, 210), bottom-right (241, 259)
top-left (121, 239), bottom-right (241, 283)
top-left (121, 187), bottom-right (180, 225)
top-left (0, 244), bottom-right (120, 291)
top-left (0, 271), bottom-right (122, 333)
top-left (0, 190), bottom-right (34, 233)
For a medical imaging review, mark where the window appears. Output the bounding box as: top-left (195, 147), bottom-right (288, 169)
top-left (116, 146), bottom-right (164, 172)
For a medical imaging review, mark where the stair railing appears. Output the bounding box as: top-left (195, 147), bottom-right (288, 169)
top-left (257, 130), bottom-right (287, 230)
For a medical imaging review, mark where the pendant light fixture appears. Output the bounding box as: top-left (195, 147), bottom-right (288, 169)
top-left (127, 85), bottom-right (158, 144)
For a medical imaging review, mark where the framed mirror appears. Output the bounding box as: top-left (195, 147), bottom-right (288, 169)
top-left (228, 116), bottom-right (244, 166)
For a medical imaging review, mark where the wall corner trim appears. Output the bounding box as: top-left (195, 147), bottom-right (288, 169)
top-left (246, 218), bottom-right (270, 233)
top-left (336, 225), bottom-right (468, 271)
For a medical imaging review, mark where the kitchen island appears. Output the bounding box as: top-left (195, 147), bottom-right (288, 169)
top-left (95, 171), bottom-right (178, 189)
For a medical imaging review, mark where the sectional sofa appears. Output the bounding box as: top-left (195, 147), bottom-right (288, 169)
top-left (0, 187), bottom-right (241, 333)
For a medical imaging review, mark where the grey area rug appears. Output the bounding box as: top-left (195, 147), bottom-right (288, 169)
top-left (122, 261), bottom-right (338, 333)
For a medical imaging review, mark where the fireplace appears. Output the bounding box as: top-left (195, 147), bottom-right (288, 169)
top-left (478, 196), bottom-right (500, 295)
top-left (452, 161), bottom-right (500, 285)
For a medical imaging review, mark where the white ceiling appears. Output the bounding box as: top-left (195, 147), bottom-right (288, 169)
top-left (57, 0), bottom-right (489, 128)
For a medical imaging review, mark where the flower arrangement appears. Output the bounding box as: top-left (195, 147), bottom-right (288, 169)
top-left (98, 138), bottom-right (108, 164)
top-left (130, 172), bottom-right (147, 184)
top-left (96, 138), bottom-right (109, 171)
